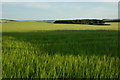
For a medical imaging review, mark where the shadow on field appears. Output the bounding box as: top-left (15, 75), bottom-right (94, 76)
top-left (2, 30), bottom-right (119, 57)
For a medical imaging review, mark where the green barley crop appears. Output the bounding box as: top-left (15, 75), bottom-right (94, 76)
top-left (2, 21), bottom-right (120, 78)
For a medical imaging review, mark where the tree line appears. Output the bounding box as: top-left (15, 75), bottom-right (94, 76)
top-left (54, 19), bottom-right (105, 25)
top-left (103, 19), bottom-right (120, 22)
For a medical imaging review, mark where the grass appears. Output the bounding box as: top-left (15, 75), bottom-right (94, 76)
top-left (2, 21), bottom-right (118, 32)
top-left (1, 21), bottom-right (120, 78)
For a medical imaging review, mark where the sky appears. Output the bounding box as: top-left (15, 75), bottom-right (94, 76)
top-left (1, 2), bottom-right (118, 20)
top-left (1, 0), bottom-right (120, 2)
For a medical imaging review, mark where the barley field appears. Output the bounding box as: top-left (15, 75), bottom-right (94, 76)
top-left (1, 21), bottom-right (120, 78)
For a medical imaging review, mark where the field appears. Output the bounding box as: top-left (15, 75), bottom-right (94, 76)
top-left (1, 21), bottom-right (120, 78)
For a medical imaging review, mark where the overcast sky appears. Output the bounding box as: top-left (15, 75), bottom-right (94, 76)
top-left (1, 2), bottom-right (118, 20)
top-left (1, 0), bottom-right (120, 2)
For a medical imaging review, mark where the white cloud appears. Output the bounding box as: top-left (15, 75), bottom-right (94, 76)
top-left (25, 3), bottom-right (52, 9)
top-left (1, 0), bottom-right (120, 2)
top-left (2, 2), bottom-right (52, 9)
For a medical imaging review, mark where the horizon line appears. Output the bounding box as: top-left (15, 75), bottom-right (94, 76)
top-left (1, 18), bottom-right (119, 20)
